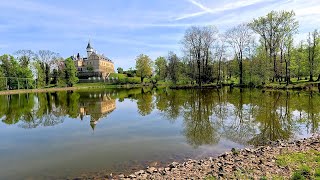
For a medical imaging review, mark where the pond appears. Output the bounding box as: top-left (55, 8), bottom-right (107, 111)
top-left (0, 88), bottom-right (319, 179)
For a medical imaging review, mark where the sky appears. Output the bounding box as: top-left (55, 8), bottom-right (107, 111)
top-left (0, 0), bottom-right (319, 69)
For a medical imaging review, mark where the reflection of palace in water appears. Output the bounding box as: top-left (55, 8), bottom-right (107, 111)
top-left (79, 93), bottom-right (116, 130)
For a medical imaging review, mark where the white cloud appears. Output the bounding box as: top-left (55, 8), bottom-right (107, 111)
top-left (175, 0), bottom-right (274, 21)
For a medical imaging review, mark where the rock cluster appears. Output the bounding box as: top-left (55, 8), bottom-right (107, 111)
top-left (73, 135), bottom-right (320, 180)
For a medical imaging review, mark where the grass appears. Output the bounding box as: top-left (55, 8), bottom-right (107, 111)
top-left (74, 82), bottom-right (118, 88)
top-left (205, 175), bottom-right (216, 180)
top-left (276, 149), bottom-right (320, 179)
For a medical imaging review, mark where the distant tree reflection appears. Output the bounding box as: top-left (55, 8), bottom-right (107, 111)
top-left (0, 88), bottom-right (319, 146)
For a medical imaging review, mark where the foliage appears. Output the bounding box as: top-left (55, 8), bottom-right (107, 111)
top-left (64, 57), bottom-right (79, 87)
top-left (225, 23), bottom-right (252, 85)
top-left (0, 54), bottom-right (34, 90)
top-left (167, 52), bottom-right (181, 84)
top-left (117, 67), bottom-right (124, 74)
top-left (135, 54), bottom-right (153, 82)
top-left (181, 26), bottom-right (218, 85)
top-left (154, 56), bottom-right (167, 81)
top-left (87, 65), bottom-right (94, 72)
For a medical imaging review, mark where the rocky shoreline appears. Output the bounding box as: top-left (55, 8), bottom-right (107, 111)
top-left (73, 135), bottom-right (320, 180)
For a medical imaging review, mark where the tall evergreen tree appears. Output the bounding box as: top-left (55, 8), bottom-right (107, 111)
top-left (64, 57), bottom-right (78, 87)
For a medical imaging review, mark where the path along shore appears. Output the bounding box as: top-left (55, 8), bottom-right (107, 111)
top-left (72, 135), bottom-right (320, 180)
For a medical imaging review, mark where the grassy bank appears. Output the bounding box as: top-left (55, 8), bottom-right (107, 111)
top-left (276, 150), bottom-right (320, 179)
top-left (0, 87), bottom-right (81, 95)
top-left (1, 79), bottom-right (320, 96)
top-left (0, 82), bottom-right (157, 95)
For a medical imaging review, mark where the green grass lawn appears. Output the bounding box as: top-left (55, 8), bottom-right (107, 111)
top-left (276, 149), bottom-right (320, 180)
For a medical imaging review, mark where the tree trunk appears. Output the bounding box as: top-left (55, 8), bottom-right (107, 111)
top-left (239, 51), bottom-right (243, 85)
top-left (273, 50), bottom-right (277, 82)
top-left (197, 50), bottom-right (201, 87)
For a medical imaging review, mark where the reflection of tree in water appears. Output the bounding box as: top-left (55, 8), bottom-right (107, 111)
top-left (1, 88), bottom-right (319, 143)
top-left (305, 92), bottom-right (320, 133)
top-left (0, 92), bottom-right (82, 128)
top-left (155, 89), bottom-right (188, 122)
top-left (135, 88), bottom-right (154, 116)
top-left (248, 91), bottom-right (294, 145)
top-left (154, 88), bottom-right (320, 147)
top-left (183, 90), bottom-right (219, 148)
top-left (0, 94), bottom-right (35, 125)
top-left (18, 92), bottom-right (70, 129)
top-left (216, 89), bottom-right (257, 145)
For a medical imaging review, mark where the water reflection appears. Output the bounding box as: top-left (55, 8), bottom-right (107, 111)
top-left (0, 88), bottom-right (320, 146)
top-left (79, 93), bottom-right (116, 130)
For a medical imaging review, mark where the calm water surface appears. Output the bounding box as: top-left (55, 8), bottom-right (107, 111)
top-left (0, 88), bottom-right (319, 179)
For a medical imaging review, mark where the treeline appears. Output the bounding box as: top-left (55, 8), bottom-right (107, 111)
top-left (126, 10), bottom-right (319, 87)
top-left (0, 50), bottom-right (78, 90)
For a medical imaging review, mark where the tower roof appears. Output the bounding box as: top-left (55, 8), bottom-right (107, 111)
top-left (86, 41), bottom-right (93, 49)
top-left (90, 122), bottom-right (96, 131)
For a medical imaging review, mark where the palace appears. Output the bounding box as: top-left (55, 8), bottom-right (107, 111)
top-left (72, 41), bottom-right (115, 78)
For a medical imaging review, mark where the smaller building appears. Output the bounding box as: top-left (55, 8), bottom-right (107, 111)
top-left (72, 41), bottom-right (115, 78)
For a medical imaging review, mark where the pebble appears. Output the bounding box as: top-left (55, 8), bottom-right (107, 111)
top-left (72, 135), bottom-right (320, 180)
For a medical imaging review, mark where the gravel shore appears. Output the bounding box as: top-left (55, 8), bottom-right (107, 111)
top-left (72, 134), bottom-right (320, 180)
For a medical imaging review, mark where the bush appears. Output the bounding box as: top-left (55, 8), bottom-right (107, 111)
top-left (128, 77), bottom-right (141, 84)
top-left (291, 166), bottom-right (311, 180)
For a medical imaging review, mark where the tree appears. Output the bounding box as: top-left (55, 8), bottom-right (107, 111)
top-left (167, 52), bottom-right (181, 84)
top-left (0, 54), bottom-right (33, 89)
top-left (15, 50), bottom-right (35, 88)
top-left (307, 29), bottom-right (319, 81)
top-left (284, 35), bottom-right (293, 85)
top-left (64, 57), bottom-right (79, 87)
top-left (34, 61), bottom-right (46, 88)
top-left (292, 41), bottom-right (307, 80)
top-left (250, 10), bottom-right (298, 82)
top-left (0, 66), bottom-right (4, 90)
top-left (117, 67), bottom-right (124, 74)
top-left (214, 37), bottom-right (226, 85)
top-left (14, 50), bottom-right (36, 67)
top-left (87, 65), bottom-right (94, 72)
top-left (182, 26), bottom-right (218, 86)
top-left (154, 56), bottom-right (167, 81)
top-left (36, 50), bottom-right (60, 86)
top-left (225, 23), bottom-right (253, 85)
top-left (135, 54), bottom-right (153, 82)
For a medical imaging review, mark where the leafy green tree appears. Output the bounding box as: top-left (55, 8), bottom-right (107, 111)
top-left (307, 29), bottom-right (319, 81)
top-left (117, 67), bottom-right (124, 74)
top-left (124, 68), bottom-right (136, 77)
top-left (0, 66), bottom-right (5, 90)
top-left (57, 68), bottom-right (66, 87)
top-left (225, 23), bottom-right (253, 85)
top-left (36, 50), bottom-right (60, 86)
top-left (291, 41), bottom-right (308, 80)
top-left (87, 65), bottom-right (94, 72)
top-left (167, 52), bottom-right (181, 84)
top-left (182, 26), bottom-right (218, 86)
top-left (0, 54), bottom-right (33, 89)
top-left (64, 57), bottom-right (79, 87)
top-left (250, 10), bottom-right (298, 82)
top-left (135, 54), bottom-right (153, 82)
top-left (154, 56), bottom-right (167, 81)
top-left (34, 61), bottom-right (46, 88)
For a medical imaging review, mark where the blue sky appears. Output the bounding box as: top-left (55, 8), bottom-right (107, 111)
top-left (0, 0), bottom-right (319, 69)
